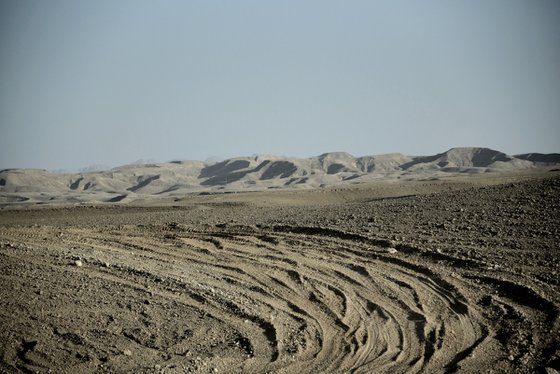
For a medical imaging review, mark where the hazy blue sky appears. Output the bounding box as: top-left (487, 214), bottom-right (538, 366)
top-left (1, 0), bottom-right (559, 170)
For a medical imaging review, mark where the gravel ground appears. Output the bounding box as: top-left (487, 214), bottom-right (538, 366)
top-left (0, 173), bottom-right (558, 373)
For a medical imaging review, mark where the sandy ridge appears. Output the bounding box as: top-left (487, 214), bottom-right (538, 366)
top-left (1, 147), bottom-right (559, 206)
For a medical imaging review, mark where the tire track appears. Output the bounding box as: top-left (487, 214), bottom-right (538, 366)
top-left (0, 224), bottom-right (549, 373)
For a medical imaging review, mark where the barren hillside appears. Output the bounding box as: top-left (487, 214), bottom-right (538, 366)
top-left (1, 147), bottom-right (559, 207)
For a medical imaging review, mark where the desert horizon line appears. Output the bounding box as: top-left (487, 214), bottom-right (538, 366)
top-left (4, 146), bottom-right (559, 173)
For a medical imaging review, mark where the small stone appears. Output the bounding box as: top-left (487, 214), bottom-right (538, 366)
top-left (508, 354), bottom-right (515, 361)
top-left (123, 349), bottom-right (132, 356)
top-left (74, 260), bottom-right (83, 267)
top-left (387, 248), bottom-right (398, 254)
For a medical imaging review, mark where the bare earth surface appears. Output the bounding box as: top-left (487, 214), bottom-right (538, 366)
top-left (0, 172), bottom-right (559, 373)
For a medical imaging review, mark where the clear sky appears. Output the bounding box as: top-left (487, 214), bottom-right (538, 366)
top-left (1, 0), bottom-right (559, 170)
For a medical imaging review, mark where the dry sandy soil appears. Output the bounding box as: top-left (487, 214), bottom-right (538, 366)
top-left (0, 171), bottom-right (559, 373)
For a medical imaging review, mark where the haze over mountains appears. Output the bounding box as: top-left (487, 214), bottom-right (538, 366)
top-left (1, 147), bottom-right (559, 206)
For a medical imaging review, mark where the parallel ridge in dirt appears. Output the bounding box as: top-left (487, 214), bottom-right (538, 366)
top-left (1, 220), bottom-right (558, 373)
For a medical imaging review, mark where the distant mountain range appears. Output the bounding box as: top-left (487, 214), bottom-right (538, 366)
top-left (1, 147), bottom-right (559, 205)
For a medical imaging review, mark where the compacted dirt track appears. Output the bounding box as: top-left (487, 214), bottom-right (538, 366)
top-left (0, 174), bottom-right (559, 373)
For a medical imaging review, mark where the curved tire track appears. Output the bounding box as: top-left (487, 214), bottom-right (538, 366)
top-left (0, 224), bottom-right (555, 373)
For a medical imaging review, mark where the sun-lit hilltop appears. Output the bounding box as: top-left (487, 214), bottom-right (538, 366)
top-left (1, 147), bottom-right (559, 206)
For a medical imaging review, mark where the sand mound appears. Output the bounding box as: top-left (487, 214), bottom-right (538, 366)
top-left (260, 161), bottom-right (298, 180)
top-left (515, 153), bottom-right (560, 165)
top-left (401, 147), bottom-right (535, 171)
top-left (357, 153), bottom-right (413, 173)
top-left (199, 159), bottom-right (252, 179)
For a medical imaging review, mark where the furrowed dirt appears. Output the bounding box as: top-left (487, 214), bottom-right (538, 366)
top-left (0, 175), bottom-right (559, 373)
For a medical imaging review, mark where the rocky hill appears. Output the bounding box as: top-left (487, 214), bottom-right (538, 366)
top-left (1, 147), bottom-right (559, 205)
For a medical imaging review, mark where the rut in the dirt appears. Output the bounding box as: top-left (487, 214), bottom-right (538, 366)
top-left (0, 224), bottom-right (500, 373)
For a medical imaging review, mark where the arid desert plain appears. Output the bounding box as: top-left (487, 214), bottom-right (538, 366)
top-left (1, 148), bottom-right (559, 373)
